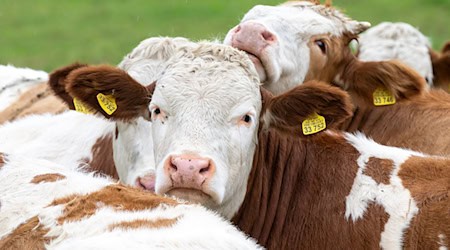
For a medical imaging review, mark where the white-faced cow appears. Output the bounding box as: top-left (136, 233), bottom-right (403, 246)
top-left (358, 21), bottom-right (450, 92)
top-left (0, 152), bottom-right (261, 249)
top-left (0, 37), bottom-right (198, 190)
top-left (57, 41), bottom-right (450, 249)
top-left (0, 65), bottom-right (66, 124)
top-left (223, 1), bottom-right (450, 156)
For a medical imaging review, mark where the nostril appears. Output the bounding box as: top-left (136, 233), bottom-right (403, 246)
top-left (199, 165), bottom-right (210, 174)
top-left (170, 162), bottom-right (178, 171)
top-left (234, 25), bottom-right (241, 33)
top-left (262, 31), bottom-right (275, 42)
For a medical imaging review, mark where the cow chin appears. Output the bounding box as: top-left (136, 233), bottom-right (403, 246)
top-left (167, 188), bottom-right (217, 207)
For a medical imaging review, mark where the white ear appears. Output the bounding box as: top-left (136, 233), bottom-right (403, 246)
top-left (346, 21), bottom-right (371, 35)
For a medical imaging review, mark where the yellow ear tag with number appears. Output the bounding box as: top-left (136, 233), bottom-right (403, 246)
top-left (96, 93), bottom-right (117, 115)
top-left (302, 113), bottom-right (326, 135)
top-left (373, 87), bottom-right (396, 106)
top-left (73, 98), bottom-right (94, 114)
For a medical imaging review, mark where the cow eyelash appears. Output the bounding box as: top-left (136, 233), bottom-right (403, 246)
top-left (315, 40), bottom-right (326, 54)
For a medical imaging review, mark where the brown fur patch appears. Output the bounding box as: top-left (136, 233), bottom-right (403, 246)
top-left (399, 156), bottom-right (450, 249)
top-left (0, 83), bottom-right (67, 124)
top-left (66, 65), bottom-right (154, 120)
top-left (363, 157), bottom-right (394, 185)
top-left (0, 216), bottom-right (50, 250)
top-left (30, 173), bottom-right (66, 184)
top-left (81, 134), bottom-right (119, 179)
top-left (430, 42), bottom-right (450, 92)
top-left (109, 217), bottom-right (180, 231)
top-left (54, 184), bottom-right (179, 224)
top-left (0, 152), bottom-right (6, 168)
top-left (48, 62), bottom-right (88, 109)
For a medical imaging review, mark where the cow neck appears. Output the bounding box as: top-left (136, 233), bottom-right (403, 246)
top-left (80, 134), bottom-right (119, 179)
top-left (232, 130), bottom-right (391, 249)
top-left (231, 129), bottom-right (307, 245)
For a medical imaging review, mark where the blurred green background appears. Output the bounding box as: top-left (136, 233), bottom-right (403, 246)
top-left (1, 0), bottom-right (448, 72)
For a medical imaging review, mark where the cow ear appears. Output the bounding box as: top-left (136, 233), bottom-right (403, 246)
top-left (262, 81), bottom-right (353, 137)
top-left (342, 60), bottom-right (427, 104)
top-left (48, 62), bottom-right (89, 109)
top-left (66, 65), bottom-right (154, 121)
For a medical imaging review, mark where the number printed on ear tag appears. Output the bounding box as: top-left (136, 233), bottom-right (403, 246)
top-left (302, 113), bottom-right (326, 135)
top-left (97, 93), bottom-right (117, 115)
top-left (373, 87), bottom-right (396, 106)
top-left (73, 98), bottom-right (94, 114)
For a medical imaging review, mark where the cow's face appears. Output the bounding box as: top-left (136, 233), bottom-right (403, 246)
top-left (223, 1), bottom-right (370, 95)
top-left (150, 45), bottom-right (261, 218)
top-left (358, 22), bottom-right (434, 86)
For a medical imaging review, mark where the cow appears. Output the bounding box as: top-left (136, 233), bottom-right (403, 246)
top-left (53, 41), bottom-right (450, 249)
top-left (0, 37), bottom-right (199, 190)
top-left (223, 0), bottom-right (450, 157)
top-left (357, 22), bottom-right (434, 86)
top-left (0, 152), bottom-right (261, 249)
top-left (0, 65), bottom-right (66, 124)
top-left (358, 22), bottom-right (450, 92)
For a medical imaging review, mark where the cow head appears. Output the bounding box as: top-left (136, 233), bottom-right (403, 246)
top-left (357, 22), bottom-right (434, 86)
top-left (48, 37), bottom-right (194, 190)
top-left (52, 41), bottom-right (352, 219)
top-left (224, 1), bottom-right (426, 103)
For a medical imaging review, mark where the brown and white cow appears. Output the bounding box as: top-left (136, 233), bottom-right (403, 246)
top-left (62, 41), bottom-right (450, 249)
top-left (0, 152), bottom-right (261, 249)
top-left (223, 1), bottom-right (450, 156)
top-left (0, 37), bottom-right (199, 190)
top-left (358, 22), bottom-right (450, 92)
top-left (0, 65), bottom-right (67, 124)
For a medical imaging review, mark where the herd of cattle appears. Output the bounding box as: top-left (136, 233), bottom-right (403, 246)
top-left (0, 1), bottom-right (449, 249)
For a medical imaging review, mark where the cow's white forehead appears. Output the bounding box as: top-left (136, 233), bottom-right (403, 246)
top-left (242, 1), bottom-right (370, 37)
top-left (155, 43), bottom-right (261, 110)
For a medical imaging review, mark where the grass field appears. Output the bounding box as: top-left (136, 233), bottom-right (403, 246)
top-left (0, 0), bottom-right (448, 72)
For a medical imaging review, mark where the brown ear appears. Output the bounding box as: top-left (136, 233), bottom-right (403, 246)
top-left (442, 41), bottom-right (450, 54)
top-left (342, 60), bottom-right (427, 103)
top-left (431, 44), bottom-right (450, 92)
top-left (66, 65), bottom-right (154, 120)
top-left (262, 81), bottom-right (353, 136)
top-left (48, 63), bottom-right (89, 109)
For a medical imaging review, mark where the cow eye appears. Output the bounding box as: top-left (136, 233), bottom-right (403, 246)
top-left (242, 114), bottom-right (252, 123)
top-left (154, 108), bottom-right (161, 115)
top-left (315, 40), bottom-right (326, 54)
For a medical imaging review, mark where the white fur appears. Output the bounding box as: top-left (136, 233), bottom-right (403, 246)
top-left (151, 42), bottom-right (261, 219)
top-left (344, 132), bottom-right (422, 250)
top-left (358, 22), bottom-right (433, 85)
top-left (0, 153), bottom-right (261, 249)
top-left (439, 234), bottom-right (448, 250)
top-left (0, 64), bottom-right (48, 112)
top-left (223, 1), bottom-right (370, 94)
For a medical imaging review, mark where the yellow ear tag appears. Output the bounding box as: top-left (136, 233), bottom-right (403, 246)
top-left (302, 113), bottom-right (326, 135)
top-left (373, 87), bottom-right (396, 106)
top-left (73, 98), bottom-right (94, 114)
top-left (96, 93), bottom-right (117, 115)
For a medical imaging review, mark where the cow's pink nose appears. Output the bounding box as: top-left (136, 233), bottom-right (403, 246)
top-left (165, 155), bottom-right (215, 190)
top-left (232, 22), bottom-right (277, 49)
top-left (136, 173), bottom-right (155, 192)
